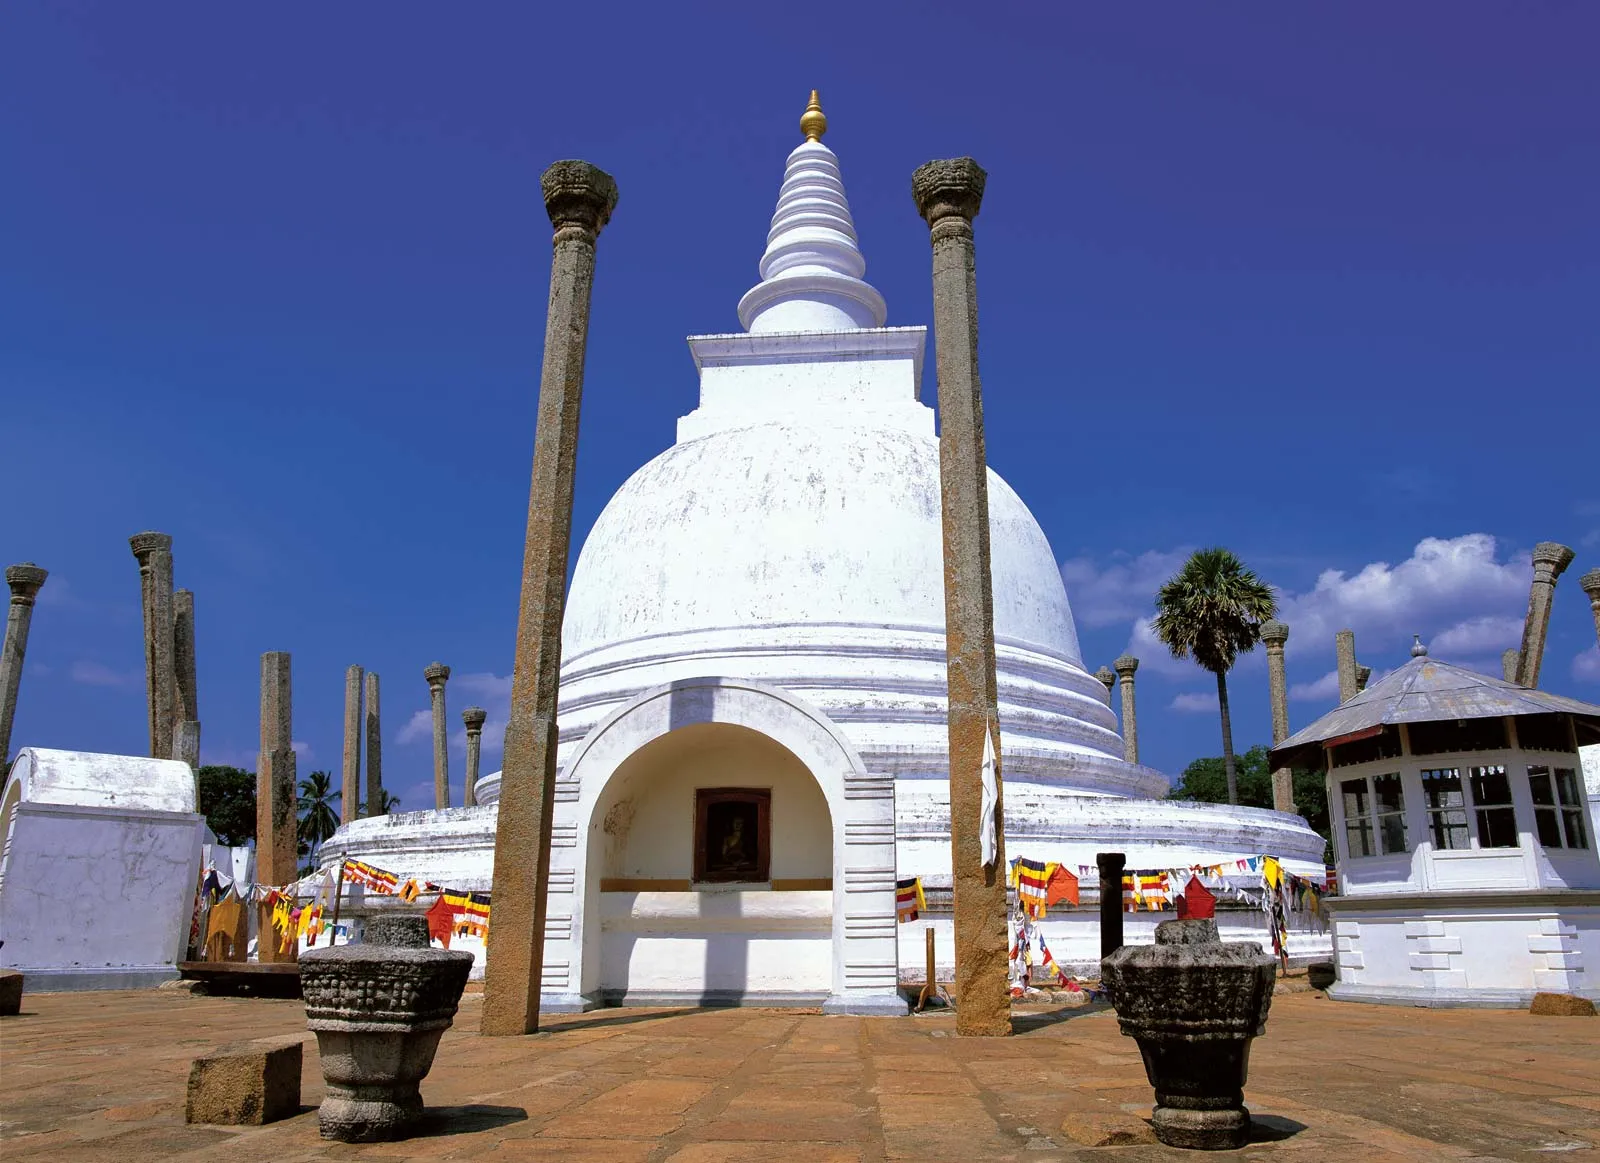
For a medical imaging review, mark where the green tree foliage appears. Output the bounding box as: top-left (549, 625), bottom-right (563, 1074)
top-left (1152, 547), bottom-right (1278, 805)
top-left (297, 770), bottom-right (340, 850)
top-left (197, 764), bottom-right (256, 846)
top-left (1170, 744), bottom-right (1332, 863)
top-left (356, 789), bottom-right (402, 816)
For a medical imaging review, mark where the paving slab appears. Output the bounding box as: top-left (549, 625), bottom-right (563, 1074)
top-left (1, 988), bottom-right (1597, 1161)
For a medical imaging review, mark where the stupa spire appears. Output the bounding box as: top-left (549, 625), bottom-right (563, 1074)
top-left (736, 91), bottom-right (887, 333)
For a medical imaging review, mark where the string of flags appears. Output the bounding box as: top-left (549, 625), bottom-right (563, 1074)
top-left (895, 877), bottom-right (926, 922)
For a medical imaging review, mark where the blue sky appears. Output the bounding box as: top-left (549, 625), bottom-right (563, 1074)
top-left (4, 4), bottom-right (1597, 811)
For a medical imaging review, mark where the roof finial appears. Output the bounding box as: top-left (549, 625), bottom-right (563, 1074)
top-left (801, 90), bottom-right (827, 142)
top-left (1411, 634), bottom-right (1428, 658)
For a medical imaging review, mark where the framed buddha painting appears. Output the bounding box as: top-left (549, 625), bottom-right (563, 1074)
top-left (694, 788), bottom-right (771, 884)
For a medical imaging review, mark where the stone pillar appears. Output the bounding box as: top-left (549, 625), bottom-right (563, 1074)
top-left (1259, 620), bottom-right (1295, 814)
top-left (0, 564), bottom-right (48, 767)
top-left (1334, 629), bottom-right (1358, 704)
top-left (913, 156), bottom-right (1008, 1038)
top-left (483, 160), bottom-right (617, 1037)
top-left (1502, 648), bottom-right (1521, 683)
top-left (1514, 542), bottom-right (1577, 688)
top-left (364, 671), bottom-right (383, 816)
top-left (424, 663), bottom-right (451, 809)
top-left (130, 532), bottom-right (177, 760)
top-left (1582, 568), bottom-right (1600, 645)
top-left (1097, 852), bottom-right (1126, 960)
top-left (341, 665), bottom-right (363, 825)
top-left (1094, 666), bottom-right (1116, 698)
top-left (1113, 655), bottom-right (1139, 765)
top-left (257, 652), bottom-right (297, 961)
top-left (1355, 665), bottom-right (1372, 693)
top-left (462, 706), bottom-right (487, 809)
top-left (172, 588), bottom-right (200, 774)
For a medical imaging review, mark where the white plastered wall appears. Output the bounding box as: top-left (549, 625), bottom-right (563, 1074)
top-left (541, 677), bottom-right (903, 1014)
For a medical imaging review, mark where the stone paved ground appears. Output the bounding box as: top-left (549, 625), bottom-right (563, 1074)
top-left (2, 987), bottom-right (1597, 1162)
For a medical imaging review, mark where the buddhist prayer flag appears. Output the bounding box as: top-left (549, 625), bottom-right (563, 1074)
top-left (343, 859), bottom-right (399, 895)
top-left (1122, 871), bottom-right (1170, 912)
top-left (895, 877), bottom-right (925, 922)
top-left (1045, 863), bottom-right (1079, 907)
top-left (1010, 858), bottom-right (1051, 918)
top-left (1175, 875), bottom-right (1216, 920)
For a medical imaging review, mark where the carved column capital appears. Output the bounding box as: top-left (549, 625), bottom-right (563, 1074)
top-left (1259, 620), bottom-right (1289, 651)
top-left (1530, 541), bottom-right (1575, 585)
top-left (911, 157), bottom-right (986, 228)
top-left (5, 563), bottom-right (47, 606)
top-left (424, 662), bottom-right (451, 691)
top-left (462, 705), bottom-right (488, 734)
top-left (540, 160), bottom-right (618, 239)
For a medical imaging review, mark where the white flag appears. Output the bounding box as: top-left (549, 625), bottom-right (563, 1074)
top-left (980, 721), bottom-right (998, 868)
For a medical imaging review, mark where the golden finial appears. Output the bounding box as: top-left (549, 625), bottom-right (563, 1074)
top-left (800, 90), bottom-right (827, 142)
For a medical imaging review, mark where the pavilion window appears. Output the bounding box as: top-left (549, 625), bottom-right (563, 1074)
top-left (1529, 765), bottom-right (1589, 850)
top-left (1330, 725), bottom-right (1402, 768)
top-left (1407, 718), bottom-right (1508, 756)
top-left (1340, 778), bottom-right (1376, 858)
top-left (1372, 772), bottom-right (1409, 855)
top-left (1516, 714), bottom-right (1574, 754)
top-left (1469, 765), bottom-right (1518, 848)
top-left (1422, 768), bottom-right (1470, 850)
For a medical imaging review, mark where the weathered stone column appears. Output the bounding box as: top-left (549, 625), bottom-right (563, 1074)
top-left (1335, 628), bottom-right (1358, 704)
top-left (462, 706), bottom-right (487, 809)
top-left (0, 564), bottom-right (48, 767)
top-left (1113, 655), bottom-right (1139, 764)
top-left (913, 156), bottom-right (1009, 1037)
top-left (1503, 648), bottom-right (1521, 682)
top-left (257, 652), bottom-right (297, 961)
top-left (130, 532), bottom-right (177, 759)
top-left (1514, 542), bottom-right (1577, 688)
top-left (1260, 621), bottom-right (1294, 814)
top-left (1355, 665), bottom-right (1372, 694)
top-left (1582, 568), bottom-right (1600, 645)
top-left (483, 160), bottom-right (617, 1037)
top-left (1097, 852), bottom-right (1126, 960)
top-left (1095, 666), bottom-right (1116, 698)
top-left (172, 588), bottom-right (200, 773)
top-left (364, 671), bottom-right (383, 816)
top-left (424, 662), bottom-right (451, 809)
top-left (341, 665), bottom-right (363, 825)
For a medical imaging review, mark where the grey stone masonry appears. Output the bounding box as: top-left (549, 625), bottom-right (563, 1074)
top-left (364, 671), bottom-right (383, 817)
top-left (1095, 666), bottom-right (1116, 696)
top-left (1579, 567), bottom-right (1600, 647)
top-left (342, 665), bottom-right (363, 825)
top-left (1355, 665), bottom-right (1372, 693)
top-left (0, 564), bottom-right (48, 767)
top-left (425, 662), bottom-right (451, 810)
top-left (1514, 541), bottom-right (1576, 688)
top-left (1335, 629), bottom-right (1358, 704)
top-left (484, 159), bottom-right (617, 1038)
top-left (1503, 648), bottom-right (1522, 682)
top-left (130, 532), bottom-right (177, 760)
top-left (462, 706), bottom-right (487, 809)
top-left (173, 587), bottom-right (200, 777)
top-left (913, 156), bottom-right (1009, 1039)
top-left (1260, 621), bottom-right (1294, 814)
top-left (1114, 655), bottom-right (1139, 765)
top-left (257, 652), bottom-right (296, 961)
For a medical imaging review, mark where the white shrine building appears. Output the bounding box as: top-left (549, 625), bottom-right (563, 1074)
top-left (1273, 643), bottom-right (1600, 1006)
top-left (323, 103), bottom-right (1326, 1012)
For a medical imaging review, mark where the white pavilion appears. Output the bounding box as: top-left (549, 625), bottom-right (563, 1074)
top-left (322, 101), bottom-right (1326, 1011)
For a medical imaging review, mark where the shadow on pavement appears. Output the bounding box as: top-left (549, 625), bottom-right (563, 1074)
top-left (414, 1105), bottom-right (528, 1137)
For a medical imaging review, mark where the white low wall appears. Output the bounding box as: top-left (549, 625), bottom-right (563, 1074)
top-left (1329, 891), bottom-right (1600, 1006)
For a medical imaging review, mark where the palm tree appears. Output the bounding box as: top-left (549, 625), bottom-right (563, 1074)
top-left (357, 789), bottom-right (402, 816)
top-left (297, 770), bottom-right (340, 852)
top-left (1152, 548), bottom-right (1278, 806)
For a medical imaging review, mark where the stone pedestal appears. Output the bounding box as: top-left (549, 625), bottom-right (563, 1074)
top-left (300, 915), bottom-right (473, 1142)
top-left (1101, 918), bottom-right (1276, 1150)
top-left (1515, 542), bottom-right (1576, 688)
top-left (484, 159), bottom-right (617, 1036)
top-left (0, 564), bottom-right (47, 767)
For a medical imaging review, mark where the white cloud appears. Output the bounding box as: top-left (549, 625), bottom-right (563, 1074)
top-left (291, 740), bottom-right (312, 761)
top-left (1575, 647), bottom-right (1600, 683)
top-left (1059, 549), bottom-right (1190, 629)
top-left (395, 709), bottom-right (433, 746)
top-left (69, 660), bottom-right (138, 688)
top-left (1289, 670), bottom-right (1341, 703)
top-left (1420, 615), bottom-right (1522, 657)
top-left (1170, 691), bottom-right (1218, 714)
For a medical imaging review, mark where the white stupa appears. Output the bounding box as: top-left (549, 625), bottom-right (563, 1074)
top-left (324, 95), bottom-right (1325, 1011)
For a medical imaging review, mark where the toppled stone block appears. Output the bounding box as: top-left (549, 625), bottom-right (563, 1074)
top-left (1530, 992), bottom-right (1597, 1017)
top-left (1059, 1110), bottom-right (1157, 1147)
top-left (185, 1036), bottom-right (303, 1125)
top-left (158, 978), bottom-right (206, 994)
top-left (0, 969), bottom-right (22, 1015)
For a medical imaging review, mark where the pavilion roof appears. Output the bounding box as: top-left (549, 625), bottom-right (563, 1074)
top-left (1269, 654), bottom-right (1600, 770)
